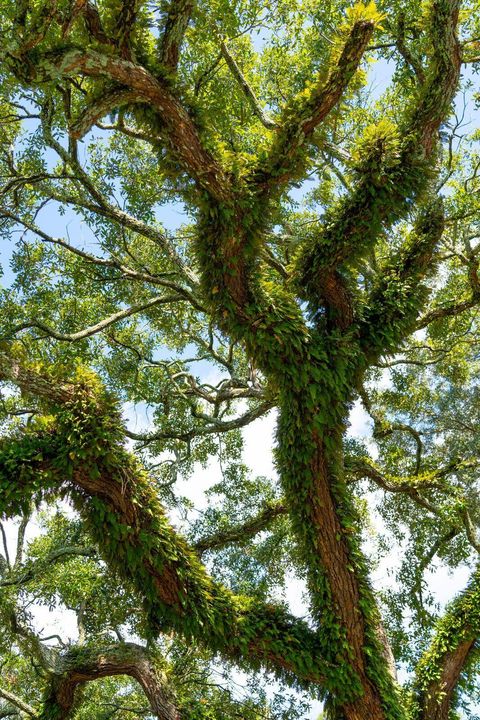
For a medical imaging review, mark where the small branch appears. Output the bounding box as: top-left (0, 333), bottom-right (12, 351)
top-left (70, 88), bottom-right (141, 139)
top-left (159, 0), bottom-right (195, 71)
top-left (125, 399), bottom-right (274, 443)
top-left (220, 40), bottom-right (276, 129)
top-left (10, 295), bottom-right (185, 343)
top-left (0, 546), bottom-right (97, 588)
top-left (194, 499), bottom-right (286, 555)
top-left (0, 209), bottom-right (203, 308)
top-left (0, 522), bottom-right (11, 570)
top-left (14, 512), bottom-right (30, 569)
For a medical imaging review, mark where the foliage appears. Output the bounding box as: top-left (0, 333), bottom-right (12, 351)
top-left (0, 0), bottom-right (478, 718)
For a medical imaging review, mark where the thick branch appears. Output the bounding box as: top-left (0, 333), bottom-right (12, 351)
top-left (255, 19), bottom-right (375, 190)
top-left (13, 48), bottom-right (229, 201)
top-left (359, 198), bottom-right (445, 360)
top-left (294, 0), bottom-right (461, 314)
top-left (0, 688), bottom-right (37, 718)
top-left (0, 356), bottom-right (337, 692)
top-left (43, 643), bottom-right (179, 720)
top-left (413, 566), bottom-right (480, 720)
top-left (159, 0), bottom-right (194, 71)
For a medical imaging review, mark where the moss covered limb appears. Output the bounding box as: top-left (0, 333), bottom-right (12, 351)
top-left (358, 199), bottom-right (445, 361)
top-left (0, 358), bottom-right (339, 692)
top-left (277, 387), bottom-right (406, 720)
top-left (411, 567), bottom-right (480, 720)
top-left (194, 499), bottom-right (287, 556)
top-left (294, 0), bottom-right (460, 315)
top-left (253, 18), bottom-right (375, 192)
top-left (40, 642), bottom-right (179, 720)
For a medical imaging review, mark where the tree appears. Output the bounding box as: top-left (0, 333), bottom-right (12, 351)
top-left (0, 0), bottom-right (479, 717)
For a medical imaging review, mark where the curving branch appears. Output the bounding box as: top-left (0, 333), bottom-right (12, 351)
top-left (9, 295), bottom-right (187, 343)
top-left (13, 48), bottom-right (230, 201)
top-left (125, 399), bottom-right (274, 443)
top-left (0, 688), bottom-right (37, 718)
top-left (194, 499), bottom-right (287, 555)
top-left (42, 643), bottom-right (179, 720)
top-left (360, 385), bottom-right (424, 474)
top-left (0, 354), bottom-right (338, 692)
top-left (69, 87), bottom-right (142, 139)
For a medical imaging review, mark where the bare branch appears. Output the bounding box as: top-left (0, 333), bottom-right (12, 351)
top-left (10, 295), bottom-right (186, 343)
top-left (0, 208), bottom-right (203, 309)
top-left (13, 512), bottom-right (30, 569)
top-left (125, 399), bottom-right (274, 443)
top-left (194, 499), bottom-right (286, 555)
top-left (220, 40), bottom-right (277, 129)
top-left (0, 546), bottom-right (97, 588)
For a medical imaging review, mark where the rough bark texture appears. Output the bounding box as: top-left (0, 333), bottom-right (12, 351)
top-left (420, 639), bottom-right (476, 720)
top-left (46, 644), bottom-right (180, 720)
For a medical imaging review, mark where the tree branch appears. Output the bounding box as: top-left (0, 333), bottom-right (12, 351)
top-left (125, 399), bottom-right (274, 443)
top-left (43, 643), bottom-right (180, 720)
top-left (0, 688), bottom-right (37, 718)
top-left (194, 499), bottom-right (286, 555)
top-left (413, 566), bottom-right (480, 720)
top-left (10, 295), bottom-right (187, 343)
top-left (0, 546), bottom-right (97, 588)
top-left (220, 41), bottom-right (276, 129)
top-left (17, 48), bottom-right (230, 201)
top-left (0, 209), bottom-right (203, 309)
top-left (294, 0), bottom-right (461, 315)
top-left (159, 0), bottom-right (194, 71)
top-left (359, 198), bottom-right (445, 361)
top-left (0, 355), bottom-right (338, 692)
top-left (254, 18), bottom-right (375, 191)
top-left (69, 87), bottom-right (142, 139)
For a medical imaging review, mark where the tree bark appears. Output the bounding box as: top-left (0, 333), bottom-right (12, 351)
top-left (44, 643), bottom-right (180, 720)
